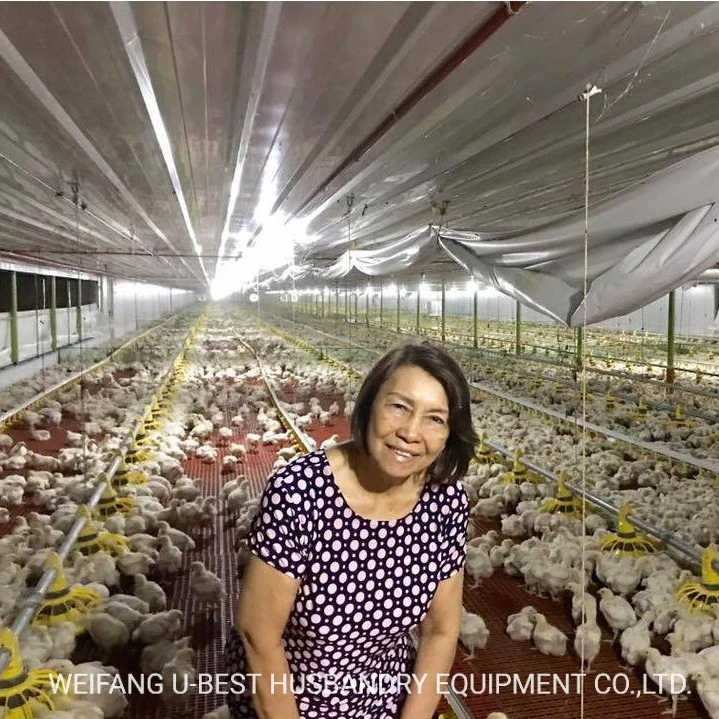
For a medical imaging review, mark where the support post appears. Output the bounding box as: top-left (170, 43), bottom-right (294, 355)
top-left (380, 283), bottom-right (384, 327)
top-left (344, 287), bottom-right (348, 324)
top-left (76, 277), bottom-right (83, 343)
top-left (107, 277), bottom-right (115, 342)
top-left (515, 299), bottom-right (522, 355)
top-left (50, 275), bottom-right (57, 350)
top-left (321, 290), bottom-right (325, 318)
top-left (667, 289), bottom-right (675, 385)
top-left (396, 282), bottom-right (400, 333)
top-left (354, 288), bottom-right (358, 323)
top-left (416, 279), bottom-right (421, 334)
top-left (575, 326), bottom-right (583, 370)
top-left (9, 271), bottom-right (18, 364)
top-left (441, 278), bottom-right (446, 343)
top-left (365, 288), bottom-right (369, 328)
top-left (335, 285), bottom-right (339, 318)
top-left (473, 285), bottom-right (478, 349)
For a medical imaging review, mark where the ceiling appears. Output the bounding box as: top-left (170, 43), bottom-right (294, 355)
top-left (0, 2), bottom-right (717, 294)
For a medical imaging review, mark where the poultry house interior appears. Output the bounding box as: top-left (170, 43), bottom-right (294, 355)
top-left (0, 2), bottom-right (719, 719)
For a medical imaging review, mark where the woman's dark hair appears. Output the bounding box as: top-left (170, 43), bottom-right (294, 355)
top-left (350, 340), bottom-right (478, 484)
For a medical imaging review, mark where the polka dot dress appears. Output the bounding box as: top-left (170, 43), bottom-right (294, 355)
top-left (225, 449), bottom-right (469, 719)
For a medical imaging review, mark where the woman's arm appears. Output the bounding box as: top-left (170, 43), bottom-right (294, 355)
top-left (236, 556), bottom-right (302, 719)
top-left (399, 569), bottom-right (464, 719)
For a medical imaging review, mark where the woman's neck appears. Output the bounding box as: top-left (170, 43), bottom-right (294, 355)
top-left (342, 440), bottom-right (425, 496)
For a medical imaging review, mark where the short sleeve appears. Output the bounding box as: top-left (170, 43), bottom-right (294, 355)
top-left (437, 483), bottom-right (469, 581)
top-left (248, 462), bottom-right (314, 580)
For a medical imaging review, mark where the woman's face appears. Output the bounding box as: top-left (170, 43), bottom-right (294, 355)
top-left (366, 364), bottom-right (450, 481)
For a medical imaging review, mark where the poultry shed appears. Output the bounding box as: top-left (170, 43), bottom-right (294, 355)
top-left (0, 3), bottom-right (718, 719)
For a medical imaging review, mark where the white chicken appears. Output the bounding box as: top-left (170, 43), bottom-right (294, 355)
top-left (531, 614), bottom-right (567, 657)
top-left (189, 561), bottom-right (226, 606)
top-left (459, 608), bottom-right (489, 660)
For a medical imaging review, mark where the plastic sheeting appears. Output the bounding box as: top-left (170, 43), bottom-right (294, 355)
top-left (304, 143), bottom-right (719, 326)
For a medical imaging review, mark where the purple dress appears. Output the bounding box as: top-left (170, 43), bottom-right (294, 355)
top-left (225, 449), bottom-right (468, 719)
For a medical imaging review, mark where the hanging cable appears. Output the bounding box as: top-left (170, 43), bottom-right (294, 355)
top-left (70, 175), bottom-right (89, 482)
top-left (578, 81), bottom-right (601, 718)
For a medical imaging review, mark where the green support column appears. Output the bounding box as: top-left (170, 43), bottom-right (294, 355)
top-left (415, 279), bottom-right (421, 334)
top-left (353, 288), bottom-right (358, 323)
top-left (50, 275), bottom-right (57, 350)
top-left (473, 286), bottom-right (478, 349)
top-left (106, 276), bottom-right (114, 342)
top-left (9, 271), bottom-right (18, 364)
top-left (396, 283), bottom-right (401, 333)
top-left (335, 285), bottom-right (339, 318)
top-left (667, 289), bottom-right (676, 384)
top-left (321, 290), bottom-right (325, 318)
top-left (76, 278), bottom-right (83, 343)
top-left (365, 288), bottom-right (369, 328)
top-left (441, 278), bottom-right (446, 343)
top-left (380, 283), bottom-right (384, 327)
top-left (515, 299), bottom-right (522, 355)
top-left (344, 288), bottom-right (348, 324)
top-left (575, 326), bottom-right (583, 370)
top-left (67, 281), bottom-right (72, 344)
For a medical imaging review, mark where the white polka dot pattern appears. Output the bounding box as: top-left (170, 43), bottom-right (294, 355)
top-left (226, 449), bottom-right (469, 718)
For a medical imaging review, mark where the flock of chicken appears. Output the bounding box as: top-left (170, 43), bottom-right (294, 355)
top-left (2, 304), bottom-right (719, 719)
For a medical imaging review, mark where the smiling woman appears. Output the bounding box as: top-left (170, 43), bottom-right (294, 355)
top-left (226, 340), bottom-right (479, 719)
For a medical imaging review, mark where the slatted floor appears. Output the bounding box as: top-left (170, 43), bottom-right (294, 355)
top-left (454, 517), bottom-right (710, 719)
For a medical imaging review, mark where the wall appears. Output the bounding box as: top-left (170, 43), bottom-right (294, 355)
top-left (0, 268), bottom-right (197, 370)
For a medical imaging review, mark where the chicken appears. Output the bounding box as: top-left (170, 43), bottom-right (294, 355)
top-left (83, 612), bottom-right (130, 653)
top-left (189, 561), bottom-right (226, 606)
top-left (133, 574), bottom-right (167, 612)
top-left (156, 535), bottom-right (183, 575)
top-left (574, 618), bottom-right (601, 671)
top-left (459, 608), bottom-right (489, 660)
top-left (202, 706), bottom-right (231, 719)
top-left (620, 611), bottom-right (653, 667)
top-left (694, 672), bottom-right (719, 719)
top-left (140, 636), bottom-right (193, 674)
top-left (161, 647), bottom-right (197, 704)
top-left (506, 606), bottom-right (537, 642)
top-left (597, 587), bottom-right (636, 639)
top-left (531, 614), bottom-right (567, 657)
top-left (132, 609), bottom-right (184, 644)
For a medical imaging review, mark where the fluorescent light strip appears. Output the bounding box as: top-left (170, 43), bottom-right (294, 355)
top-left (215, 3), bottom-right (282, 270)
top-left (111, 2), bottom-right (208, 285)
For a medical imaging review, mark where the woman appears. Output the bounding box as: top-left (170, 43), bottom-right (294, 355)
top-left (225, 340), bottom-right (478, 718)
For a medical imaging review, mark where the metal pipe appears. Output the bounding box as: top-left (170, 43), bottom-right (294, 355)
top-left (515, 299), bottom-right (521, 355)
top-left (484, 439), bottom-right (714, 572)
top-left (295, 1), bottom-right (525, 216)
top-left (470, 379), bottom-right (719, 473)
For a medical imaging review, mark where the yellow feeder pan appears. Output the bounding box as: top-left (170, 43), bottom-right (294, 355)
top-left (676, 545), bottom-right (719, 613)
top-left (93, 484), bottom-right (135, 519)
top-left (600, 502), bottom-right (659, 556)
top-left (0, 628), bottom-right (59, 718)
top-left (666, 404), bottom-right (692, 428)
top-left (500, 449), bottom-right (531, 484)
top-left (74, 507), bottom-right (129, 557)
top-left (634, 397), bottom-right (648, 419)
top-left (542, 472), bottom-right (583, 515)
top-left (604, 389), bottom-right (616, 411)
top-left (32, 552), bottom-right (103, 634)
top-left (475, 433), bottom-right (495, 465)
